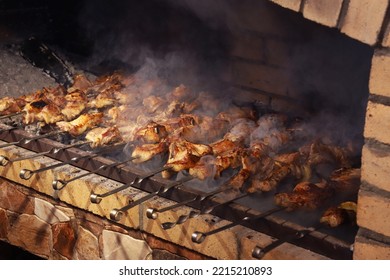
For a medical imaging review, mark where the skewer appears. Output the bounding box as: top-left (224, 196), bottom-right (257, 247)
top-left (0, 141), bottom-right (90, 167)
top-left (19, 143), bottom-right (125, 180)
top-left (0, 130), bottom-right (63, 149)
top-left (109, 175), bottom-right (194, 222)
top-left (89, 166), bottom-right (171, 204)
top-left (251, 223), bottom-right (322, 259)
top-left (191, 207), bottom-right (285, 244)
top-left (0, 111), bottom-right (25, 120)
top-left (53, 157), bottom-right (134, 190)
top-left (159, 191), bottom-right (248, 229)
top-left (146, 187), bottom-right (228, 220)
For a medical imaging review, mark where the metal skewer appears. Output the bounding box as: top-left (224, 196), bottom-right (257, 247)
top-left (251, 223), bottom-right (322, 259)
top-left (159, 191), bottom-right (248, 229)
top-left (90, 166), bottom-right (171, 204)
top-left (19, 143), bottom-right (125, 180)
top-left (0, 111), bottom-right (25, 120)
top-left (0, 141), bottom-right (90, 167)
top-left (53, 157), bottom-right (134, 190)
top-left (191, 207), bottom-right (285, 244)
top-left (0, 130), bottom-right (63, 149)
top-left (146, 187), bottom-right (228, 220)
top-left (109, 175), bottom-right (194, 222)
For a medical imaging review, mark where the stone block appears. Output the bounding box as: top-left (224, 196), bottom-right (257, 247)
top-left (52, 222), bottom-right (76, 259)
top-left (340, 0), bottom-right (389, 45)
top-left (270, 0), bottom-right (302, 12)
top-left (265, 38), bottom-right (292, 67)
top-left (74, 226), bottom-right (100, 260)
top-left (369, 51), bottom-right (390, 98)
top-left (102, 230), bottom-right (152, 260)
top-left (364, 101), bottom-right (390, 145)
top-left (357, 190), bottom-right (390, 237)
top-left (34, 198), bottom-right (71, 224)
top-left (303, 0), bottom-right (344, 27)
top-left (0, 208), bottom-right (8, 239)
top-left (230, 59), bottom-right (294, 98)
top-left (7, 214), bottom-right (52, 258)
top-left (361, 144), bottom-right (390, 193)
top-left (354, 234), bottom-right (390, 259)
top-left (0, 181), bottom-right (34, 215)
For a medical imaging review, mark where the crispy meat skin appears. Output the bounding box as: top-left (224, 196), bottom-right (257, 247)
top-left (320, 207), bottom-right (348, 228)
top-left (85, 126), bottom-right (123, 148)
top-left (131, 142), bottom-right (167, 163)
top-left (134, 121), bottom-right (168, 143)
top-left (0, 97), bottom-right (22, 115)
top-left (165, 138), bottom-right (212, 174)
top-left (56, 112), bottom-right (103, 136)
top-left (274, 181), bottom-right (334, 211)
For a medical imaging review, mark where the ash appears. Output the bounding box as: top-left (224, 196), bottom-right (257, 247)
top-left (0, 45), bottom-right (58, 99)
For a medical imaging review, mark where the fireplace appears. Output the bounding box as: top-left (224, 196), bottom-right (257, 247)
top-left (0, 0), bottom-right (389, 260)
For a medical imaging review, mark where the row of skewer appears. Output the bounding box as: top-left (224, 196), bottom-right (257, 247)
top-left (0, 71), bottom-right (359, 258)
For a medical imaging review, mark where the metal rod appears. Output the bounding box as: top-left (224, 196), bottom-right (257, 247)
top-left (19, 143), bottom-right (124, 180)
top-left (251, 223), bottom-right (322, 259)
top-left (109, 175), bottom-right (194, 222)
top-left (0, 141), bottom-right (90, 167)
top-left (89, 166), bottom-right (171, 204)
top-left (159, 192), bottom-right (248, 229)
top-left (0, 130), bottom-right (62, 149)
top-left (191, 207), bottom-right (285, 244)
top-left (0, 111), bottom-right (25, 120)
top-left (52, 157), bottom-right (134, 190)
top-left (147, 187), bottom-right (234, 220)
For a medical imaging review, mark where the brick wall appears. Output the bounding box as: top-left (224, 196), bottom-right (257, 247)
top-left (266, 0), bottom-right (390, 259)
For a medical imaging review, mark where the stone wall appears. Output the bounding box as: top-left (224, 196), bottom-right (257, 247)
top-left (0, 179), bottom-right (205, 260)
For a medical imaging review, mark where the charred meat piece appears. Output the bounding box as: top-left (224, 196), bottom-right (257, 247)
top-left (56, 112), bottom-right (103, 136)
top-left (88, 92), bottom-right (116, 109)
top-left (134, 121), bottom-right (168, 143)
top-left (274, 181), bottom-right (333, 211)
top-left (164, 138), bottom-right (212, 174)
top-left (189, 156), bottom-right (217, 180)
top-left (301, 140), bottom-right (352, 168)
top-left (329, 168), bottom-right (360, 193)
top-left (0, 97), bottom-right (23, 115)
top-left (23, 100), bottom-right (63, 124)
top-left (61, 91), bottom-right (87, 120)
top-left (67, 74), bottom-right (93, 93)
top-left (320, 201), bottom-right (357, 227)
top-left (85, 126), bottom-right (123, 148)
top-left (131, 142), bottom-right (168, 163)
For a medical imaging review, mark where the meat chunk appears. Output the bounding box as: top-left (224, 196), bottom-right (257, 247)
top-left (320, 201), bottom-right (357, 227)
top-left (56, 112), bottom-right (103, 136)
top-left (274, 181), bottom-right (334, 211)
top-left (131, 142), bottom-right (168, 163)
top-left (85, 126), bottom-right (123, 148)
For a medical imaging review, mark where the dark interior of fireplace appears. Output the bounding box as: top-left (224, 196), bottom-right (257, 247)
top-left (0, 0), bottom-right (375, 259)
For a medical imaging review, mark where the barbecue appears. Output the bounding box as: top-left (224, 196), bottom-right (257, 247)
top-left (0, 68), bottom-right (360, 260)
top-left (1, 0), bottom-right (387, 261)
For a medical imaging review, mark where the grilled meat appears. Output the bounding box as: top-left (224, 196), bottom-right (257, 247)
top-left (67, 74), bottom-right (93, 93)
top-left (134, 121), bottom-right (168, 143)
top-left (56, 112), bottom-right (103, 136)
top-left (131, 141), bottom-right (168, 163)
top-left (300, 140), bottom-right (352, 168)
top-left (85, 126), bottom-right (123, 148)
top-left (329, 168), bottom-right (360, 193)
top-left (274, 181), bottom-right (333, 211)
top-left (189, 155), bottom-right (217, 180)
top-left (142, 95), bottom-right (166, 113)
top-left (164, 138), bottom-right (212, 175)
top-left (0, 97), bottom-right (23, 115)
top-left (320, 201), bottom-right (357, 227)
